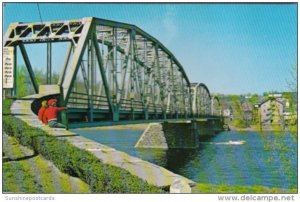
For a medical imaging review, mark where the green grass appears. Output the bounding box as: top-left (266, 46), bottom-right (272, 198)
top-left (3, 135), bottom-right (90, 193)
top-left (4, 137), bottom-right (39, 193)
top-left (192, 183), bottom-right (297, 194)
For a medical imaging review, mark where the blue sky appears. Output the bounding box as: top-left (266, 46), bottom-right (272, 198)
top-left (3, 3), bottom-right (297, 95)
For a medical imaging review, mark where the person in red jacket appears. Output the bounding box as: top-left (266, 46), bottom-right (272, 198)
top-left (43, 99), bottom-right (67, 128)
top-left (38, 100), bottom-right (48, 124)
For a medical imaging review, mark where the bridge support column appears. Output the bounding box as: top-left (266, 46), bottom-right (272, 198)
top-left (144, 109), bottom-right (149, 120)
top-left (112, 112), bottom-right (119, 122)
top-left (130, 110), bottom-right (135, 120)
top-left (193, 119), bottom-right (224, 141)
top-left (88, 39), bottom-right (94, 122)
top-left (135, 121), bottom-right (199, 149)
top-left (163, 111), bottom-right (167, 120)
top-left (58, 85), bottom-right (68, 127)
top-left (191, 120), bottom-right (199, 142)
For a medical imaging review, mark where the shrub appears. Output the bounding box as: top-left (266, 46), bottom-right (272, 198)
top-left (3, 99), bottom-right (13, 115)
top-left (3, 100), bottom-right (164, 193)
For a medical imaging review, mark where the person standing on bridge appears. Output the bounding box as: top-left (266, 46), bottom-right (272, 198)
top-left (38, 100), bottom-right (48, 125)
top-left (43, 99), bottom-right (67, 128)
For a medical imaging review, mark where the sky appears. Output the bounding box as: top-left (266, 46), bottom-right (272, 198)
top-left (3, 3), bottom-right (297, 95)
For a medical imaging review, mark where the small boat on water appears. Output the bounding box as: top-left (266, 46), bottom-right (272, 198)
top-left (215, 140), bottom-right (246, 145)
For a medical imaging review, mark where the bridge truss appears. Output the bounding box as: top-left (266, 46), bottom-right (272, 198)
top-left (4, 17), bottom-right (221, 124)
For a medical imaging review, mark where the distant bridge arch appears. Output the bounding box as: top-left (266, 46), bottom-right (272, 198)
top-left (211, 95), bottom-right (222, 116)
top-left (191, 83), bottom-right (211, 117)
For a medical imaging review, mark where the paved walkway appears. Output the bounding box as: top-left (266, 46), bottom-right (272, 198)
top-left (10, 95), bottom-right (195, 188)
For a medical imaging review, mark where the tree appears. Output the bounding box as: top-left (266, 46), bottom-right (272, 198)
top-left (16, 65), bottom-right (35, 97)
top-left (286, 64), bottom-right (297, 112)
top-left (287, 63), bottom-right (297, 93)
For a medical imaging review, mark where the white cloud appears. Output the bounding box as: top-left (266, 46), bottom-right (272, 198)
top-left (162, 5), bottom-right (178, 45)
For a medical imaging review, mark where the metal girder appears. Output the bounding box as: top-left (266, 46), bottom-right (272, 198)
top-left (61, 18), bottom-right (93, 102)
top-left (18, 44), bottom-right (39, 93)
top-left (93, 18), bottom-right (190, 86)
top-left (92, 31), bottom-right (115, 114)
top-left (47, 42), bottom-right (52, 84)
top-left (4, 19), bottom-right (87, 46)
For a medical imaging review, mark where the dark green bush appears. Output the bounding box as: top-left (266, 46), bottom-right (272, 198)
top-left (3, 99), bottom-right (13, 115)
top-left (3, 101), bottom-right (164, 193)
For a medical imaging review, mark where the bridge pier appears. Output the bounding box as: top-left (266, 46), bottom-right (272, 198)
top-left (131, 113), bottom-right (135, 120)
top-left (113, 112), bottom-right (119, 122)
top-left (135, 119), bottom-right (223, 149)
top-left (144, 110), bottom-right (149, 120)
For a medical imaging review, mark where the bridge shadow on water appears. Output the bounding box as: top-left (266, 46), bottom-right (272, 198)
top-left (134, 132), bottom-right (220, 175)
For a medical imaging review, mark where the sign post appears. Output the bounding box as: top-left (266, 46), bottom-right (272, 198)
top-left (3, 47), bottom-right (14, 89)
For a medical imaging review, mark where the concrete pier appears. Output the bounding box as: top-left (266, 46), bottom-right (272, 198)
top-left (135, 121), bottom-right (198, 148)
top-left (135, 119), bottom-right (224, 149)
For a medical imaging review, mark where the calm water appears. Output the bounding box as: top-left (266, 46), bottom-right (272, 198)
top-left (72, 128), bottom-right (297, 189)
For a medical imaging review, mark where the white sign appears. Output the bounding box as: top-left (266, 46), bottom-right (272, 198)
top-left (3, 47), bottom-right (14, 88)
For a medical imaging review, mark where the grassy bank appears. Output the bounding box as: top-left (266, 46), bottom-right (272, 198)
top-left (3, 99), bottom-right (164, 193)
top-left (192, 183), bottom-right (297, 194)
top-left (230, 124), bottom-right (298, 135)
top-left (3, 134), bottom-right (90, 193)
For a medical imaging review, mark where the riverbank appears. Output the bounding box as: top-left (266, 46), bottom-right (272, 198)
top-left (192, 183), bottom-right (297, 194)
top-left (3, 133), bottom-right (90, 193)
top-left (229, 124), bottom-right (298, 134)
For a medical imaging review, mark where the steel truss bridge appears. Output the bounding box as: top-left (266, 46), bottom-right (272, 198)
top-left (4, 17), bottom-right (222, 126)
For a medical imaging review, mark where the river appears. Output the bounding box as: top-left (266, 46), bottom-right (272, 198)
top-left (72, 127), bottom-right (297, 189)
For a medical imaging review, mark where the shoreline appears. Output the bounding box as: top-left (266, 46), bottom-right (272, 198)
top-left (228, 124), bottom-right (297, 133)
top-left (192, 183), bottom-right (297, 194)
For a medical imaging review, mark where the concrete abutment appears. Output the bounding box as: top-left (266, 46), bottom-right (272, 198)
top-left (135, 119), bottom-right (224, 149)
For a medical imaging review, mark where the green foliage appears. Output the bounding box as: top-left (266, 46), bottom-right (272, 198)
top-left (248, 94), bottom-right (259, 105)
top-left (3, 106), bottom-right (164, 193)
top-left (3, 99), bottom-right (13, 115)
top-left (14, 65), bottom-right (60, 97)
top-left (227, 95), bottom-right (247, 128)
top-left (16, 65), bottom-right (30, 97)
top-left (286, 63), bottom-right (297, 93)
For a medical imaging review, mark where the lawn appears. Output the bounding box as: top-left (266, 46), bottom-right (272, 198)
top-left (3, 133), bottom-right (91, 193)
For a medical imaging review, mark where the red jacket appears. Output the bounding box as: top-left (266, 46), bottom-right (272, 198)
top-left (38, 106), bottom-right (47, 124)
top-left (43, 106), bottom-right (66, 125)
